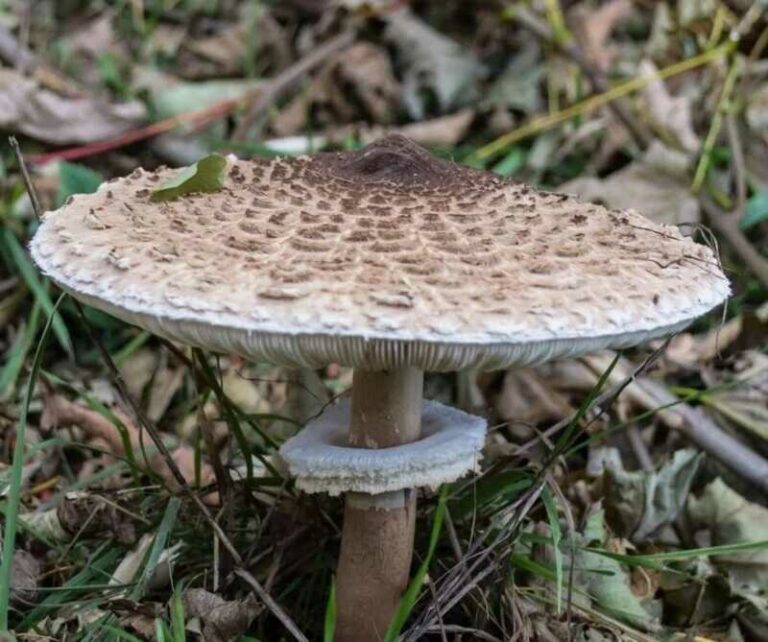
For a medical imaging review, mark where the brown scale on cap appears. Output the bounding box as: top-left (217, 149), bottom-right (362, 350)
top-left (30, 135), bottom-right (729, 370)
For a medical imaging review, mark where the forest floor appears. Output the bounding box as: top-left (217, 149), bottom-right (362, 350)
top-left (0, 1), bottom-right (767, 641)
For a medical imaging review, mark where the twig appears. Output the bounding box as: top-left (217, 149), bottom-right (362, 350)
top-left (583, 354), bottom-right (768, 494)
top-left (627, 424), bottom-right (654, 471)
top-left (725, 112), bottom-right (747, 213)
top-left (510, 5), bottom-right (652, 149)
top-left (28, 30), bottom-right (355, 166)
top-left (9, 137), bottom-right (41, 217)
top-left (470, 40), bottom-right (734, 162)
top-left (443, 506), bottom-right (464, 564)
top-left (231, 30), bottom-right (356, 142)
top-left (423, 624), bottom-right (502, 642)
top-left (700, 196), bottom-right (768, 288)
top-left (630, 371), bottom-right (768, 494)
top-left (28, 97), bottom-right (242, 166)
top-left (691, 55), bottom-right (742, 193)
top-left (512, 341), bottom-right (669, 459)
top-left (12, 140), bottom-right (309, 642)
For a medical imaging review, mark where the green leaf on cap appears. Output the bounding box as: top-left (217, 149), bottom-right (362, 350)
top-left (150, 153), bottom-right (227, 202)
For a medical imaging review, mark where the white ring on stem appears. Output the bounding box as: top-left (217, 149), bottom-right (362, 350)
top-left (278, 399), bottom-right (486, 496)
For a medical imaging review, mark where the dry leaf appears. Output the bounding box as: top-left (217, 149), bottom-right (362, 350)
top-left (560, 141), bottom-right (699, 226)
top-left (110, 534), bottom-right (181, 591)
top-left (177, 9), bottom-right (289, 79)
top-left (20, 492), bottom-right (136, 544)
top-left (183, 588), bottom-right (262, 642)
top-left (571, 0), bottom-right (632, 71)
top-left (603, 449), bottom-right (703, 542)
top-left (707, 351), bottom-right (768, 442)
top-left (41, 391), bottom-right (219, 504)
top-left (385, 9), bottom-right (482, 119)
top-left (639, 59), bottom-right (700, 154)
top-left (273, 43), bottom-right (400, 135)
top-left (0, 68), bottom-right (145, 145)
top-left (360, 109), bottom-right (474, 147)
top-left (484, 40), bottom-right (544, 114)
top-left (10, 550), bottom-right (41, 607)
top-left (60, 13), bottom-right (116, 60)
top-left (497, 368), bottom-right (574, 428)
top-left (688, 478), bottom-right (768, 591)
top-left (663, 316), bottom-right (743, 369)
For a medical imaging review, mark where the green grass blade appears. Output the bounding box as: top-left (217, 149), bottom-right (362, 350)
top-left (155, 618), bottom-right (169, 642)
top-left (550, 352), bottom-right (619, 461)
top-left (0, 293), bottom-right (64, 631)
top-left (17, 540), bottom-right (123, 630)
top-left (541, 487), bottom-right (563, 614)
top-left (2, 229), bottom-right (73, 358)
top-left (323, 577), bottom-right (336, 642)
top-left (102, 624), bottom-right (145, 642)
top-left (450, 470), bottom-right (532, 521)
top-left (509, 552), bottom-right (558, 582)
top-left (170, 584), bottom-right (186, 642)
top-left (586, 539), bottom-right (768, 569)
top-left (383, 486), bottom-right (449, 642)
top-left (112, 330), bottom-right (151, 366)
top-left (131, 496), bottom-right (181, 601)
top-left (0, 300), bottom-right (41, 396)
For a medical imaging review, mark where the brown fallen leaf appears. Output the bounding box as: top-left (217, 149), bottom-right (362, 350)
top-left (706, 351), bottom-right (768, 443)
top-left (272, 42), bottom-right (400, 136)
top-left (496, 368), bottom-right (574, 430)
top-left (20, 492), bottom-right (137, 544)
top-left (663, 316), bottom-right (743, 369)
top-left (183, 588), bottom-right (262, 642)
top-left (0, 68), bottom-right (145, 145)
top-left (10, 550), bottom-right (41, 608)
top-left (178, 9), bottom-right (290, 79)
top-left (560, 141), bottom-right (699, 226)
top-left (385, 9), bottom-right (482, 119)
top-left (571, 0), bottom-right (632, 71)
top-left (361, 109), bottom-right (474, 147)
top-left (40, 390), bottom-right (219, 504)
top-left (638, 59), bottom-right (700, 154)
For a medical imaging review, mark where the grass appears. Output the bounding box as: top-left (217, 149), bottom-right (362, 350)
top-left (1, 2), bottom-right (766, 639)
top-left (0, 293), bottom-right (62, 630)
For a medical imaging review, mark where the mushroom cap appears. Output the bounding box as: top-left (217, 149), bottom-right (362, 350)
top-left (31, 135), bottom-right (729, 371)
top-left (278, 399), bottom-right (486, 495)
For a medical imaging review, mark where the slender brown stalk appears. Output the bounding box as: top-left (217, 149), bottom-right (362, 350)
top-left (335, 367), bottom-right (424, 642)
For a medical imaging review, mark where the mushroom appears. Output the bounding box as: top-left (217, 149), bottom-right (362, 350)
top-left (30, 135), bottom-right (729, 640)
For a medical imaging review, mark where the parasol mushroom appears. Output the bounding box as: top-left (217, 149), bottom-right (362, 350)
top-left (30, 135), bottom-right (729, 641)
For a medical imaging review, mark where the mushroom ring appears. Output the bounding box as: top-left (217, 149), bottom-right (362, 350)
top-left (279, 399), bottom-right (486, 495)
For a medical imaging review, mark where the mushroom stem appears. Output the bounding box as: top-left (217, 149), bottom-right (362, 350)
top-left (335, 366), bottom-right (424, 642)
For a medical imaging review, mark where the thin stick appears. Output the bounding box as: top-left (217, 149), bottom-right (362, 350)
top-left (691, 55), bottom-right (741, 193)
top-left (12, 140), bottom-right (309, 642)
top-left (231, 30), bottom-right (356, 141)
top-left (10, 137), bottom-right (41, 218)
top-left (701, 196), bottom-right (768, 288)
top-left (28, 97), bottom-right (242, 166)
top-left (470, 40), bottom-right (735, 162)
top-left (629, 369), bottom-right (768, 494)
top-left (725, 112), bottom-right (747, 213)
